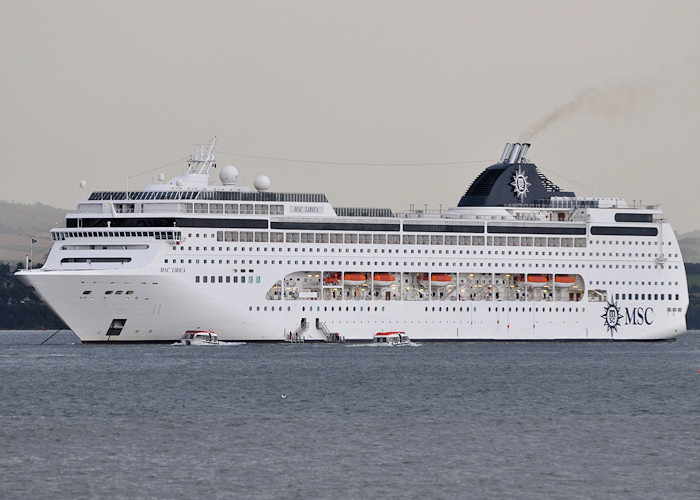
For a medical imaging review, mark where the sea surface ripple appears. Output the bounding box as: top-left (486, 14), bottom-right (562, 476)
top-left (1, 330), bottom-right (699, 499)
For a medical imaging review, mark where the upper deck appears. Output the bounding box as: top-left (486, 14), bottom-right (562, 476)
top-left (61, 139), bottom-right (665, 235)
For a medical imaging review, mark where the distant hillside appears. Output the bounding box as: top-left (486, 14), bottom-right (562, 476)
top-left (0, 201), bottom-right (68, 265)
top-left (678, 231), bottom-right (700, 263)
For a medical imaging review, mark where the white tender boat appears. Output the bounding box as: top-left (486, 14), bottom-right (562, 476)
top-left (373, 331), bottom-right (410, 346)
top-left (180, 330), bottom-right (218, 345)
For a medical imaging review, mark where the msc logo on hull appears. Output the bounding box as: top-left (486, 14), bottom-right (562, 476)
top-left (602, 301), bottom-right (654, 334)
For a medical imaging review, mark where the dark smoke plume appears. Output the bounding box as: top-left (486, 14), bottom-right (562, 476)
top-left (519, 80), bottom-right (656, 141)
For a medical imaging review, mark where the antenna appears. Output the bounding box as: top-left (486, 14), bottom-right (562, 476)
top-left (187, 137), bottom-right (217, 175)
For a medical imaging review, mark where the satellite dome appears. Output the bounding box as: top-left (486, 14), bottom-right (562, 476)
top-left (79, 180), bottom-right (87, 188)
top-left (157, 173), bottom-right (165, 182)
top-left (219, 165), bottom-right (239, 185)
top-left (254, 175), bottom-right (271, 191)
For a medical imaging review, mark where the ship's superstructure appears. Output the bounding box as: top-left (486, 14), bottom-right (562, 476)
top-left (17, 140), bottom-right (688, 342)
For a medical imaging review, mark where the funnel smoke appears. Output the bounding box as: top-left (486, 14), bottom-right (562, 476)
top-left (519, 80), bottom-right (656, 141)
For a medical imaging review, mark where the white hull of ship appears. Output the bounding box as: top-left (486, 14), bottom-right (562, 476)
top-left (19, 270), bottom-right (686, 343)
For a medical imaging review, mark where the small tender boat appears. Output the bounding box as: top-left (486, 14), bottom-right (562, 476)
top-left (373, 331), bottom-right (410, 346)
top-left (372, 273), bottom-right (396, 287)
top-left (343, 273), bottom-right (367, 286)
top-left (418, 273), bottom-right (452, 287)
top-left (554, 275), bottom-right (575, 287)
top-left (323, 273), bottom-right (341, 285)
top-left (180, 330), bottom-right (218, 345)
top-left (524, 275), bottom-right (549, 287)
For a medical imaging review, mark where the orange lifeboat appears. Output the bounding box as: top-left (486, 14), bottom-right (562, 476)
top-left (372, 273), bottom-right (396, 287)
top-left (418, 273), bottom-right (452, 287)
top-left (555, 275), bottom-right (575, 287)
top-left (343, 273), bottom-right (367, 286)
top-left (525, 275), bottom-right (549, 287)
top-left (323, 273), bottom-right (340, 285)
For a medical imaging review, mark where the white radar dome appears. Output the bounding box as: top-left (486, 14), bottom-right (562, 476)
top-left (79, 180), bottom-right (87, 188)
top-left (158, 172), bottom-right (165, 182)
top-left (254, 175), bottom-right (271, 191)
top-left (219, 165), bottom-right (239, 185)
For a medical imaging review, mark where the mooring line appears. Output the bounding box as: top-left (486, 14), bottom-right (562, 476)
top-left (40, 328), bottom-right (64, 345)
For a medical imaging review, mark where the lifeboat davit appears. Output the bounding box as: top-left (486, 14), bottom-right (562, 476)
top-left (418, 273), bottom-right (452, 287)
top-left (372, 273), bottom-right (396, 287)
top-left (525, 275), bottom-right (549, 287)
top-left (323, 273), bottom-right (340, 285)
top-left (343, 273), bottom-right (367, 286)
top-left (555, 275), bottom-right (575, 287)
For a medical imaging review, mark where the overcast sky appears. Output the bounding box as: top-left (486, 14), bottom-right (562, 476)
top-left (1, 0), bottom-right (699, 233)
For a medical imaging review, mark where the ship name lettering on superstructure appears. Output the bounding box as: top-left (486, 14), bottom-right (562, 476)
top-left (291, 206), bottom-right (321, 213)
top-left (160, 267), bottom-right (186, 273)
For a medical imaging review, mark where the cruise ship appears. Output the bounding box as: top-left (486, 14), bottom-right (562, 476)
top-left (17, 139), bottom-right (688, 342)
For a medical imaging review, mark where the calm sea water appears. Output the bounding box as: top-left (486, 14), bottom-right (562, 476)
top-left (1, 330), bottom-right (699, 499)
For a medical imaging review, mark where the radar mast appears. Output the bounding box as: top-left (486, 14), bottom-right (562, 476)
top-left (186, 136), bottom-right (217, 175)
